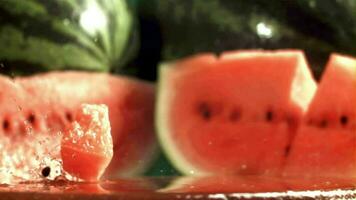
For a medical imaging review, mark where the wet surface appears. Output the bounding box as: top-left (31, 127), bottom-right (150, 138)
top-left (0, 176), bottom-right (355, 199)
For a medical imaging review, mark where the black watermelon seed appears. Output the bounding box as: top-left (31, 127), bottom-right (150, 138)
top-left (284, 145), bottom-right (291, 156)
top-left (265, 110), bottom-right (273, 122)
top-left (197, 102), bottom-right (212, 120)
top-left (2, 119), bottom-right (9, 131)
top-left (65, 112), bottom-right (73, 122)
top-left (340, 115), bottom-right (348, 126)
top-left (41, 166), bottom-right (51, 177)
top-left (27, 113), bottom-right (36, 124)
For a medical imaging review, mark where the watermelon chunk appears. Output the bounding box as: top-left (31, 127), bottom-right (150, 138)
top-left (0, 71), bottom-right (156, 178)
top-left (284, 54), bottom-right (356, 178)
top-left (61, 104), bottom-right (113, 181)
top-left (156, 50), bottom-right (317, 176)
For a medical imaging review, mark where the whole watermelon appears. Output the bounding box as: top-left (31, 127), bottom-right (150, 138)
top-left (136, 0), bottom-right (356, 80)
top-left (0, 0), bottom-right (137, 75)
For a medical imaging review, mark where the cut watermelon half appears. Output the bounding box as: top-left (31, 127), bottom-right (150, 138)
top-left (284, 54), bottom-right (356, 178)
top-left (156, 50), bottom-right (317, 176)
top-left (0, 71), bottom-right (157, 178)
top-left (61, 104), bottom-right (113, 181)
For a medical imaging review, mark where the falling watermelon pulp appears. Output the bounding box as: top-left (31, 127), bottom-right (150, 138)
top-left (156, 50), bottom-right (317, 176)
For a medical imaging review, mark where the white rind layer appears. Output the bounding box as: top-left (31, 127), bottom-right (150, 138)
top-left (156, 63), bottom-right (212, 176)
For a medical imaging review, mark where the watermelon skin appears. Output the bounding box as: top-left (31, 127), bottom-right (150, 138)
top-left (157, 50), bottom-right (317, 176)
top-left (0, 71), bottom-right (157, 178)
top-left (284, 54), bottom-right (356, 178)
top-left (0, 0), bottom-right (136, 74)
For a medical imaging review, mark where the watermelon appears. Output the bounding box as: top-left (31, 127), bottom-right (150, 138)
top-left (0, 0), bottom-right (136, 75)
top-left (156, 50), bottom-right (317, 176)
top-left (0, 71), bottom-right (157, 178)
top-left (61, 104), bottom-right (113, 181)
top-left (284, 54), bottom-right (356, 178)
top-left (137, 0), bottom-right (356, 80)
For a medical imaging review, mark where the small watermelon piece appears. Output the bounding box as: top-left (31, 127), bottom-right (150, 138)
top-left (61, 104), bottom-right (113, 181)
top-left (156, 50), bottom-right (317, 176)
top-left (284, 54), bottom-right (356, 178)
top-left (0, 71), bottom-right (156, 178)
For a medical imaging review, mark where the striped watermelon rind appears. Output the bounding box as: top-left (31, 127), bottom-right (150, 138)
top-left (0, 0), bottom-right (136, 74)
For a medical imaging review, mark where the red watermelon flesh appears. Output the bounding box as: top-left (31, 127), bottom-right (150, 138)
top-left (0, 76), bottom-right (28, 136)
top-left (157, 50), bottom-right (317, 176)
top-left (284, 54), bottom-right (356, 178)
top-left (61, 104), bottom-right (113, 181)
top-left (0, 71), bottom-right (156, 178)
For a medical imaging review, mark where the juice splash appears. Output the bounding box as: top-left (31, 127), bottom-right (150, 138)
top-left (0, 133), bottom-right (64, 184)
top-left (0, 104), bottom-right (112, 184)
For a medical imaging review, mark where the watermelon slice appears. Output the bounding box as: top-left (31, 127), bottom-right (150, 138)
top-left (0, 71), bottom-right (157, 178)
top-left (61, 104), bottom-right (113, 181)
top-left (284, 54), bottom-right (356, 178)
top-left (156, 50), bottom-right (317, 176)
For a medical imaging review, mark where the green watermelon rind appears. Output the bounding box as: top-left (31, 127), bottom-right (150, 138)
top-left (156, 63), bottom-right (212, 176)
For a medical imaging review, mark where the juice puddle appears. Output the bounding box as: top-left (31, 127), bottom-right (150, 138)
top-left (0, 177), bottom-right (354, 200)
top-left (0, 132), bottom-right (77, 184)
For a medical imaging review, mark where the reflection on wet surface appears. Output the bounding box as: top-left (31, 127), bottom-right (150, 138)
top-left (0, 176), bottom-right (355, 199)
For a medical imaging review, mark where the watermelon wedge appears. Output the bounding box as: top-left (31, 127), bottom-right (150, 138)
top-left (61, 104), bottom-right (113, 181)
top-left (0, 71), bottom-right (157, 178)
top-left (156, 50), bottom-right (317, 176)
top-left (284, 54), bottom-right (356, 178)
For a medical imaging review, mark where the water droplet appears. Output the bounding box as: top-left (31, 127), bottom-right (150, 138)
top-left (256, 22), bottom-right (273, 39)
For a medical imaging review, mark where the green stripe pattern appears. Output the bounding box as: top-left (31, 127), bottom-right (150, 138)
top-left (0, 0), bottom-right (134, 72)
